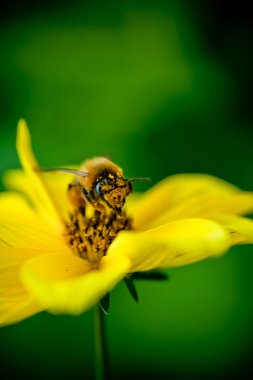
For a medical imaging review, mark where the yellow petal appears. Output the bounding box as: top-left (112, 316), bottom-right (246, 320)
top-left (3, 169), bottom-right (49, 224)
top-left (0, 219), bottom-right (69, 252)
top-left (146, 193), bottom-right (253, 230)
top-left (213, 214), bottom-right (253, 245)
top-left (16, 120), bottom-right (64, 231)
top-left (124, 192), bottom-right (141, 215)
top-left (40, 171), bottom-right (75, 220)
top-left (4, 169), bottom-right (74, 223)
top-left (0, 296), bottom-right (42, 326)
top-left (0, 191), bottom-right (37, 222)
top-left (109, 218), bottom-right (230, 272)
top-left (0, 248), bottom-right (44, 326)
top-left (21, 253), bottom-right (131, 315)
top-left (133, 174), bottom-right (253, 229)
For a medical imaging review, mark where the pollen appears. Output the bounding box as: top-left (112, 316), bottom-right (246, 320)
top-left (64, 207), bottom-right (132, 265)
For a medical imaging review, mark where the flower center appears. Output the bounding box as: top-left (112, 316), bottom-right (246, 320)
top-left (64, 206), bottom-right (132, 264)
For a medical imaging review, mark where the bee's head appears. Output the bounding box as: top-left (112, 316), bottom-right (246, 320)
top-left (94, 174), bottom-right (132, 214)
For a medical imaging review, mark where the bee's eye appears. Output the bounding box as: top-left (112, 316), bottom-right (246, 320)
top-left (95, 178), bottom-right (108, 197)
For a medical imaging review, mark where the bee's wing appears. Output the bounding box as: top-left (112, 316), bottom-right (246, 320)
top-left (40, 168), bottom-right (88, 177)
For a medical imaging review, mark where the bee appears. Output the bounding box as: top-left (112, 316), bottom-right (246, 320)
top-left (42, 157), bottom-right (149, 214)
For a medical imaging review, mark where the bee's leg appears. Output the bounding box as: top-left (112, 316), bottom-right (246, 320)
top-left (82, 188), bottom-right (106, 213)
top-left (67, 183), bottom-right (86, 209)
top-left (81, 187), bottom-right (93, 204)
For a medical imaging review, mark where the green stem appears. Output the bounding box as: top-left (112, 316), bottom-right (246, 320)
top-left (94, 305), bottom-right (110, 380)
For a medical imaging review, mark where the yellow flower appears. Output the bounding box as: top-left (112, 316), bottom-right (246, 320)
top-left (1, 119), bottom-right (253, 326)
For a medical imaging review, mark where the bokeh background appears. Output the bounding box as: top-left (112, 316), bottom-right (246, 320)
top-left (1, 0), bottom-right (253, 379)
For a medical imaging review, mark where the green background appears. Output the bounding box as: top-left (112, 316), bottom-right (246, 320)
top-left (1, 1), bottom-right (253, 379)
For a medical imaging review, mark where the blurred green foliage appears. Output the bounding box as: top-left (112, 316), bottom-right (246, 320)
top-left (1, 1), bottom-right (253, 379)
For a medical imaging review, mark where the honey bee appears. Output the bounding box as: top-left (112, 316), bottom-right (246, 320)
top-left (43, 157), bottom-right (149, 214)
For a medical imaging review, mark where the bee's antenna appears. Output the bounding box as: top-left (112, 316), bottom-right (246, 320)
top-left (127, 178), bottom-right (151, 183)
top-left (39, 168), bottom-right (88, 177)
